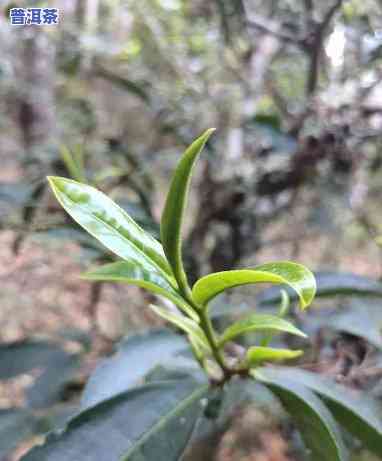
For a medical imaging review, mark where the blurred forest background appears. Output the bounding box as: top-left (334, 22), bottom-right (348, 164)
top-left (1, 0), bottom-right (382, 459)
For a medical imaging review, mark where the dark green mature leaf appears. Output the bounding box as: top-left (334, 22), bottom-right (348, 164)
top-left (258, 271), bottom-right (382, 306)
top-left (0, 341), bottom-right (70, 380)
top-left (218, 313), bottom-right (306, 346)
top-left (83, 260), bottom-right (197, 320)
top-left (0, 409), bottom-right (37, 458)
top-left (257, 367), bottom-right (382, 457)
top-left (160, 129), bottom-right (215, 295)
top-left (252, 370), bottom-right (348, 461)
top-left (81, 329), bottom-right (189, 409)
top-left (0, 340), bottom-right (80, 408)
top-left (22, 377), bottom-right (209, 461)
top-left (286, 299), bottom-right (382, 348)
top-left (26, 353), bottom-right (80, 409)
top-left (48, 177), bottom-right (173, 281)
top-left (149, 305), bottom-right (211, 352)
top-left (192, 261), bottom-right (316, 309)
top-left (246, 346), bottom-right (303, 366)
top-left (328, 303), bottom-right (382, 349)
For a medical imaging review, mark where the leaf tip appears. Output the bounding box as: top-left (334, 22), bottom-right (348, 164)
top-left (202, 127), bottom-right (216, 141)
top-left (47, 175), bottom-right (68, 192)
top-left (46, 175), bottom-right (57, 187)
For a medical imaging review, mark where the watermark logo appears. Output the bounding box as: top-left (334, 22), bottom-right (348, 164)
top-left (9, 8), bottom-right (59, 26)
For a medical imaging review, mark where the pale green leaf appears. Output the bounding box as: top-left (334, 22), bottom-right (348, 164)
top-left (82, 261), bottom-right (198, 321)
top-left (149, 304), bottom-right (211, 353)
top-left (192, 261), bottom-right (316, 309)
top-left (218, 313), bottom-right (307, 346)
top-left (48, 177), bottom-right (173, 281)
top-left (252, 369), bottom-right (348, 461)
top-left (246, 346), bottom-right (303, 366)
top-left (160, 129), bottom-right (215, 295)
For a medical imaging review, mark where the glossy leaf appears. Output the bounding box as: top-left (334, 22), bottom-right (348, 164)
top-left (149, 304), bottom-right (211, 353)
top-left (218, 313), bottom-right (307, 346)
top-left (258, 271), bottom-right (382, 306)
top-left (82, 261), bottom-right (198, 321)
top-left (48, 177), bottom-right (173, 280)
top-left (81, 329), bottom-right (189, 409)
top-left (246, 346), bottom-right (303, 366)
top-left (22, 376), bottom-right (209, 461)
top-left (257, 367), bottom-right (382, 457)
top-left (252, 370), bottom-right (347, 461)
top-left (192, 261), bottom-right (316, 309)
top-left (160, 129), bottom-right (215, 295)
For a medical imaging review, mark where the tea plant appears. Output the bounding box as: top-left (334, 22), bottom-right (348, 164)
top-left (22, 130), bottom-right (382, 461)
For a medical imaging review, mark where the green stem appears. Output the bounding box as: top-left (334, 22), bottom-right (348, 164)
top-left (198, 308), bottom-right (230, 376)
top-left (180, 290), bottom-right (232, 380)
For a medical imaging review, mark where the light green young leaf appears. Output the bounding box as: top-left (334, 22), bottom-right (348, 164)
top-left (83, 261), bottom-right (198, 321)
top-left (48, 177), bottom-right (173, 282)
top-left (192, 261), bottom-right (316, 309)
top-left (257, 367), bottom-right (382, 457)
top-left (60, 146), bottom-right (86, 183)
top-left (149, 304), bottom-right (211, 353)
top-left (160, 129), bottom-right (215, 296)
top-left (218, 313), bottom-right (307, 346)
top-left (246, 346), bottom-right (302, 366)
top-left (252, 370), bottom-right (348, 461)
top-left (278, 289), bottom-right (290, 316)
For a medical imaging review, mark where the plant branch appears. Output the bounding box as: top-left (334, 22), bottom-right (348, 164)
top-left (178, 287), bottom-right (231, 381)
top-left (320, 0), bottom-right (343, 34)
top-left (306, 0), bottom-right (343, 95)
top-left (246, 15), bottom-right (299, 44)
top-left (198, 308), bottom-right (230, 377)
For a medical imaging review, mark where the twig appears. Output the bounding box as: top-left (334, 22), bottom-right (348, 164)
top-left (321, 0), bottom-right (343, 34)
top-left (306, 0), bottom-right (343, 95)
top-left (246, 15), bottom-right (299, 44)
